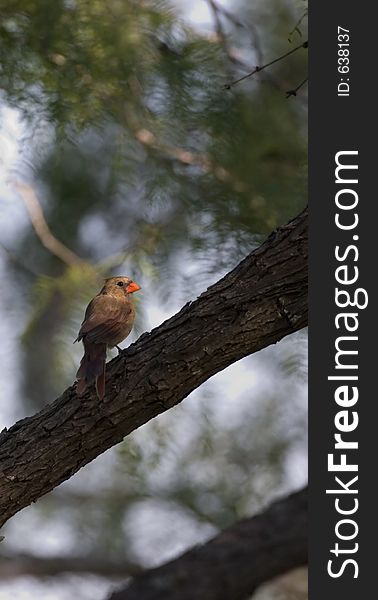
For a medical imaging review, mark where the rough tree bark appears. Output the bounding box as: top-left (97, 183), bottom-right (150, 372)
top-left (108, 487), bottom-right (308, 600)
top-left (0, 208), bottom-right (307, 528)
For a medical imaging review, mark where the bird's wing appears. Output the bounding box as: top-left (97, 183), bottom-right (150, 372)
top-left (77, 295), bottom-right (133, 345)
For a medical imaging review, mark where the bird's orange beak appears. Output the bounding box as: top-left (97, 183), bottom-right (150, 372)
top-left (126, 281), bottom-right (141, 293)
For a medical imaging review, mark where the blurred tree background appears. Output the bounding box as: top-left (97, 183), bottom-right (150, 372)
top-left (0, 0), bottom-right (308, 599)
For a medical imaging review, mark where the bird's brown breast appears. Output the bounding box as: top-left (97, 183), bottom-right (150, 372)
top-left (78, 292), bottom-right (136, 348)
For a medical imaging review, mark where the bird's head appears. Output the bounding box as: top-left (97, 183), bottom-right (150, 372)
top-left (103, 276), bottom-right (141, 296)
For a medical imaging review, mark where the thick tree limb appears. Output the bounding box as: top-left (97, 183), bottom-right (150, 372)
top-left (0, 208), bottom-right (307, 528)
top-left (108, 487), bottom-right (308, 600)
top-left (0, 553), bottom-right (143, 579)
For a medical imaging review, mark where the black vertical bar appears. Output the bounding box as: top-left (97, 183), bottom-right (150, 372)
top-left (309, 2), bottom-right (377, 598)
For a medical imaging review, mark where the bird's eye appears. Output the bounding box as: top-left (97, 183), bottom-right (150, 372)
top-left (117, 281), bottom-right (124, 287)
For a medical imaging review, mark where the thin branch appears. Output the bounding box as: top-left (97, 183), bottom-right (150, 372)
top-left (286, 77), bottom-right (308, 98)
top-left (288, 9), bottom-right (309, 43)
top-left (12, 180), bottom-right (83, 266)
top-left (0, 207), bottom-right (308, 529)
top-left (207, 0), bottom-right (249, 70)
top-left (134, 128), bottom-right (247, 192)
top-left (208, 0), bottom-right (228, 45)
top-left (121, 99), bottom-right (247, 192)
top-left (208, 0), bottom-right (264, 66)
top-left (209, 0), bottom-right (245, 29)
top-left (108, 487), bottom-right (308, 600)
top-left (224, 40), bottom-right (308, 89)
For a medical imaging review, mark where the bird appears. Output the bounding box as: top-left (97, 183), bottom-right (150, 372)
top-left (75, 276), bottom-right (141, 399)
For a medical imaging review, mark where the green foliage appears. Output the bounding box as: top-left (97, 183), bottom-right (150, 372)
top-left (0, 0), bottom-right (173, 124)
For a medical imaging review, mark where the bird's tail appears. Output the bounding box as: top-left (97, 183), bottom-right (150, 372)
top-left (76, 341), bottom-right (107, 400)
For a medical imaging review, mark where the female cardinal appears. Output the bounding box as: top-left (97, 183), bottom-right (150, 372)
top-left (75, 276), bottom-right (141, 399)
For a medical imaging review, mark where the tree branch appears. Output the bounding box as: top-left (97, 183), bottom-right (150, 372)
top-left (13, 180), bottom-right (83, 266)
top-left (133, 128), bottom-right (247, 193)
top-left (108, 487), bottom-right (308, 600)
top-left (225, 40), bottom-right (308, 89)
top-left (286, 77), bottom-right (308, 98)
top-left (0, 552), bottom-right (143, 579)
top-left (0, 208), bottom-right (307, 529)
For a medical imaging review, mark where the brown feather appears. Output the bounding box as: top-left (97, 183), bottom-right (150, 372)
top-left (77, 295), bottom-right (134, 347)
top-left (75, 276), bottom-right (139, 399)
top-left (76, 341), bottom-right (107, 397)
